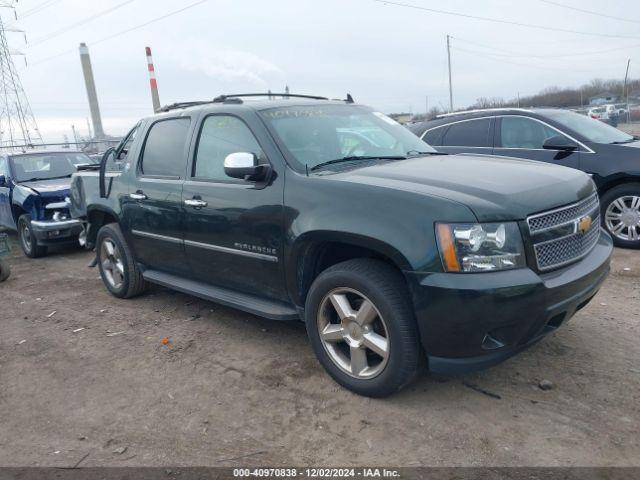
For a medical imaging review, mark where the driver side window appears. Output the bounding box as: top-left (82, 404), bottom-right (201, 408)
top-left (193, 115), bottom-right (264, 183)
top-left (499, 117), bottom-right (562, 149)
top-left (109, 124), bottom-right (140, 172)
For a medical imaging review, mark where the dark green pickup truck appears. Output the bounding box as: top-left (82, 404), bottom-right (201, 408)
top-left (70, 94), bottom-right (613, 397)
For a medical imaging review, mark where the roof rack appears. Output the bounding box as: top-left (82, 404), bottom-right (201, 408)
top-left (436, 107), bottom-right (533, 118)
top-left (159, 93), bottom-right (356, 113)
top-left (158, 101), bottom-right (212, 112)
top-left (212, 93), bottom-right (330, 103)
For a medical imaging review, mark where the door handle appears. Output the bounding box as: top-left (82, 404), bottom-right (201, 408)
top-left (184, 199), bottom-right (208, 208)
top-left (130, 191), bottom-right (147, 200)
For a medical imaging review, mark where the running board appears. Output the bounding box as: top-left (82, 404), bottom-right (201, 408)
top-left (142, 270), bottom-right (300, 321)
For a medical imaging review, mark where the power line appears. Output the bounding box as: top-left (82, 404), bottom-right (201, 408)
top-left (450, 45), bottom-right (628, 74)
top-left (18, 0), bottom-right (62, 20)
top-left (370, 0), bottom-right (640, 40)
top-left (538, 0), bottom-right (640, 24)
top-left (28, 0), bottom-right (208, 67)
top-left (452, 36), bottom-right (640, 59)
top-left (27, 0), bottom-right (137, 47)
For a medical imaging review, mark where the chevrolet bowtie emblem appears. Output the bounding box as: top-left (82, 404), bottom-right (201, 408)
top-left (577, 215), bottom-right (592, 234)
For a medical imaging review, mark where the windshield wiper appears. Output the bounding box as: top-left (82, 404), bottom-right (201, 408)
top-left (610, 139), bottom-right (635, 144)
top-left (406, 150), bottom-right (448, 156)
top-left (21, 174), bottom-right (72, 182)
top-left (309, 155), bottom-right (406, 171)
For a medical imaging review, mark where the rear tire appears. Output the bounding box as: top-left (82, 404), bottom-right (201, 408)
top-left (601, 183), bottom-right (640, 249)
top-left (18, 214), bottom-right (48, 258)
top-left (96, 223), bottom-right (147, 298)
top-left (305, 258), bottom-right (423, 397)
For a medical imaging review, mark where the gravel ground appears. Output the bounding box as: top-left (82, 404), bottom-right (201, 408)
top-left (0, 233), bottom-right (638, 467)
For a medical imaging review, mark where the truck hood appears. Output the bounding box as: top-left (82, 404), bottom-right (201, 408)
top-left (336, 154), bottom-right (595, 221)
top-left (18, 177), bottom-right (72, 199)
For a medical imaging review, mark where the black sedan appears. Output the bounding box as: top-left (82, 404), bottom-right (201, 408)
top-left (410, 108), bottom-right (640, 248)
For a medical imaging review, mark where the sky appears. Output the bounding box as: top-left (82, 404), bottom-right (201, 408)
top-left (3, 0), bottom-right (640, 141)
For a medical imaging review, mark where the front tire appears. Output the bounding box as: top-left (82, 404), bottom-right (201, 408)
top-left (96, 223), bottom-right (147, 298)
top-left (18, 214), bottom-right (48, 258)
top-left (0, 259), bottom-right (10, 282)
top-left (305, 259), bottom-right (423, 397)
top-left (601, 183), bottom-right (640, 249)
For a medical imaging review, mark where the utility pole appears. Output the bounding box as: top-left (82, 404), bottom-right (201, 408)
top-left (71, 124), bottom-right (78, 145)
top-left (446, 35), bottom-right (453, 112)
top-left (623, 59), bottom-right (631, 122)
top-left (517, 92), bottom-right (520, 108)
top-left (425, 96), bottom-right (429, 115)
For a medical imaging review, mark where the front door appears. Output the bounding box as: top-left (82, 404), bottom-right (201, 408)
top-left (122, 116), bottom-right (193, 275)
top-left (182, 113), bottom-right (287, 302)
top-left (0, 157), bottom-right (13, 228)
top-left (494, 116), bottom-right (581, 169)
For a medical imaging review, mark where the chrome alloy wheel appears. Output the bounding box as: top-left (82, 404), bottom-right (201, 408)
top-left (317, 288), bottom-right (390, 379)
top-left (100, 238), bottom-right (125, 289)
top-left (20, 222), bottom-right (32, 253)
top-left (605, 195), bottom-right (640, 241)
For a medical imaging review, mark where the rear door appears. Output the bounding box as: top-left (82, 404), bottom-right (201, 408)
top-left (429, 117), bottom-right (494, 155)
top-left (122, 116), bottom-right (194, 275)
top-left (182, 112), bottom-right (287, 302)
top-left (493, 115), bottom-right (580, 169)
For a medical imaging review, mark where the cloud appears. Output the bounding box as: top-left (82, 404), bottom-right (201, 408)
top-left (167, 39), bottom-right (284, 87)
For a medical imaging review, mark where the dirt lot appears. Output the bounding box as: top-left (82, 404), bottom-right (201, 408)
top-left (0, 233), bottom-right (639, 467)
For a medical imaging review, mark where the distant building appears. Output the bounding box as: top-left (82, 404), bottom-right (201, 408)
top-left (589, 91), bottom-right (619, 106)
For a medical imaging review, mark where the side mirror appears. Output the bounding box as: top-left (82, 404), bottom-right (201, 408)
top-left (117, 149), bottom-right (128, 160)
top-left (543, 135), bottom-right (577, 151)
top-left (0, 174), bottom-right (6, 187)
top-left (224, 152), bottom-right (269, 181)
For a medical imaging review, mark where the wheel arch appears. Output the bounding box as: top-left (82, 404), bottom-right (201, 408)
top-left (597, 175), bottom-right (640, 197)
top-left (86, 206), bottom-right (120, 249)
top-left (287, 231), bottom-right (413, 307)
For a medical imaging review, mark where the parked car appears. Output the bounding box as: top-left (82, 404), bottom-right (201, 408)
top-left (0, 150), bottom-right (93, 257)
top-left (588, 107), bottom-right (606, 120)
top-left (70, 94), bottom-right (612, 397)
top-left (410, 108), bottom-right (640, 248)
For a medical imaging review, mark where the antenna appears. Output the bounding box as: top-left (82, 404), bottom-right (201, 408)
top-left (0, 8), bottom-right (43, 147)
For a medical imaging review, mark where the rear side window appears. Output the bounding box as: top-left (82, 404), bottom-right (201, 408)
top-left (441, 119), bottom-right (492, 147)
top-left (140, 118), bottom-right (191, 177)
top-left (422, 126), bottom-right (446, 146)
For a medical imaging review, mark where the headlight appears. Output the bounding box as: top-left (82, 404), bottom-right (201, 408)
top-left (436, 222), bottom-right (526, 272)
top-left (52, 211), bottom-right (70, 222)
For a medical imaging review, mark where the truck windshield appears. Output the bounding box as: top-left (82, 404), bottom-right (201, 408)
top-left (545, 110), bottom-right (634, 144)
top-left (259, 105), bottom-right (437, 171)
top-left (9, 152), bottom-right (93, 182)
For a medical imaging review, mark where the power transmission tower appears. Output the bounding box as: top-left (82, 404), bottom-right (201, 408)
top-left (0, 5), bottom-right (42, 148)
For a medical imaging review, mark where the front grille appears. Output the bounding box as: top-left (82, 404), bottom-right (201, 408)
top-left (527, 194), bottom-right (601, 271)
top-left (528, 192), bottom-right (599, 233)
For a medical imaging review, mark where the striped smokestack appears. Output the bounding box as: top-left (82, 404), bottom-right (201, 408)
top-left (146, 46), bottom-right (161, 113)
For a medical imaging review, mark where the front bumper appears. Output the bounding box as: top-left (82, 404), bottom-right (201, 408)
top-left (30, 219), bottom-right (83, 246)
top-left (406, 229), bottom-right (613, 375)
